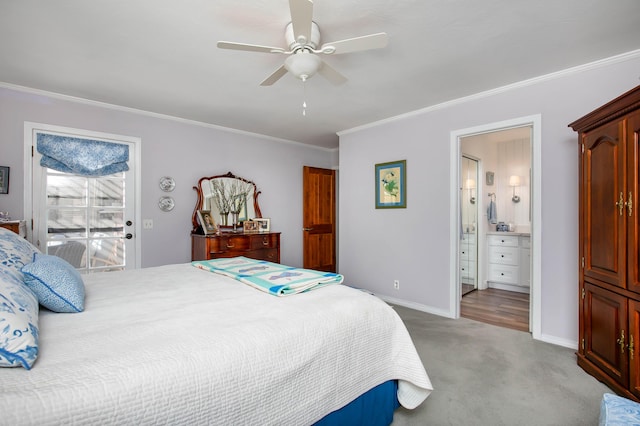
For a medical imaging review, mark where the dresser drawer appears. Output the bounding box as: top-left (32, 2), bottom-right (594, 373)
top-left (462, 233), bottom-right (476, 244)
top-left (252, 248), bottom-right (279, 262)
top-left (460, 260), bottom-right (476, 279)
top-left (249, 233), bottom-right (280, 250)
top-left (460, 246), bottom-right (476, 260)
top-left (488, 264), bottom-right (519, 284)
top-left (207, 235), bottom-right (251, 253)
top-left (487, 235), bottom-right (519, 247)
top-left (488, 246), bottom-right (519, 266)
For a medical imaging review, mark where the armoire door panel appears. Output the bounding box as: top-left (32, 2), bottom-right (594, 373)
top-left (627, 112), bottom-right (640, 294)
top-left (584, 282), bottom-right (628, 387)
top-left (583, 121), bottom-right (627, 288)
top-left (629, 299), bottom-right (640, 399)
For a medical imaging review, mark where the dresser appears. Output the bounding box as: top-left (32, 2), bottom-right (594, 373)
top-left (487, 233), bottom-right (530, 293)
top-left (0, 220), bottom-right (26, 237)
top-left (191, 232), bottom-right (280, 263)
top-left (569, 85), bottom-right (640, 401)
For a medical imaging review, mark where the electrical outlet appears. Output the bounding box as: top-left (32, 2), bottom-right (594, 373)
top-left (393, 280), bottom-right (400, 290)
top-left (143, 219), bottom-right (153, 229)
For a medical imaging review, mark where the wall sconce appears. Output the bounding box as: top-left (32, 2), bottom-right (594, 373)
top-left (509, 175), bottom-right (521, 203)
top-left (465, 178), bottom-right (476, 204)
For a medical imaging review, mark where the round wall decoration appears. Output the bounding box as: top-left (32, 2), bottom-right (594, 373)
top-left (158, 196), bottom-right (175, 212)
top-left (159, 176), bottom-right (176, 192)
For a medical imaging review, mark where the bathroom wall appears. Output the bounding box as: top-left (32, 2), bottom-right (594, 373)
top-left (462, 134), bottom-right (531, 232)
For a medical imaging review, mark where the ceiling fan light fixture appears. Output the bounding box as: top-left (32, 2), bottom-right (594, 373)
top-left (285, 51), bottom-right (322, 81)
top-left (285, 21), bottom-right (321, 51)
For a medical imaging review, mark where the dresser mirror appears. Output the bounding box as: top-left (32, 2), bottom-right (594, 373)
top-left (192, 172), bottom-right (262, 232)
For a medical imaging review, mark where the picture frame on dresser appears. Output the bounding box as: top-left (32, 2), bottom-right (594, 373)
top-left (197, 210), bottom-right (217, 235)
top-left (255, 218), bottom-right (270, 232)
top-left (375, 160), bottom-right (406, 209)
top-left (0, 166), bottom-right (9, 194)
top-left (243, 220), bottom-right (260, 233)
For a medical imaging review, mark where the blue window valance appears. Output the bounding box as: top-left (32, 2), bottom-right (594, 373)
top-left (37, 133), bottom-right (129, 177)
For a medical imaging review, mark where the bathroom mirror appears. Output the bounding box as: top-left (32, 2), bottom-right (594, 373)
top-left (192, 172), bottom-right (262, 232)
top-left (461, 156), bottom-right (479, 295)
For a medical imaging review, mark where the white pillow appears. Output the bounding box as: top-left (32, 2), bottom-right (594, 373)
top-left (22, 254), bottom-right (85, 313)
top-left (0, 227), bottom-right (40, 284)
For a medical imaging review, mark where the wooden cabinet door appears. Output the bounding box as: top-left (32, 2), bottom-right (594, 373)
top-left (583, 282), bottom-right (628, 388)
top-left (582, 121), bottom-right (627, 289)
top-left (629, 299), bottom-right (640, 399)
top-left (627, 112), bottom-right (640, 294)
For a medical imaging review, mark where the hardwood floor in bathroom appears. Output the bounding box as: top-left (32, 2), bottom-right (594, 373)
top-left (461, 288), bottom-right (529, 332)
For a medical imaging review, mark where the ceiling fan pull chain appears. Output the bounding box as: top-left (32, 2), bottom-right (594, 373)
top-left (302, 78), bottom-right (307, 116)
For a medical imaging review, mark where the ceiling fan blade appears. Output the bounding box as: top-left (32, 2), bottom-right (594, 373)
top-left (289, 0), bottom-right (313, 44)
top-left (321, 32), bottom-right (388, 54)
top-left (217, 41), bottom-right (285, 54)
top-left (260, 65), bottom-right (289, 86)
top-left (318, 60), bottom-right (347, 85)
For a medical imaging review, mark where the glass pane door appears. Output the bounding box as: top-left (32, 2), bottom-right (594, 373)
top-left (44, 170), bottom-right (126, 272)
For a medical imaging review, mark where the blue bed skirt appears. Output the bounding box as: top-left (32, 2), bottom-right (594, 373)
top-left (314, 380), bottom-right (400, 426)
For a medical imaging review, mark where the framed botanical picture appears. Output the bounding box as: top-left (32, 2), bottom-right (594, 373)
top-left (254, 218), bottom-right (271, 232)
top-left (0, 166), bottom-right (9, 194)
top-left (197, 210), bottom-right (217, 235)
top-left (243, 220), bottom-right (260, 233)
top-left (375, 160), bottom-right (406, 209)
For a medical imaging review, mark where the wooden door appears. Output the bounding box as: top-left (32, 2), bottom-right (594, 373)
top-left (583, 282), bottom-right (629, 388)
top-left (302, 166), bottom-right (336, 272)
top-left (582, 120), bottom-right (627, 288)
top-left (627, 112), bottom-right (640, 294)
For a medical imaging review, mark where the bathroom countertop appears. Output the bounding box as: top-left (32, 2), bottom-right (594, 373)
top-left (486, 231), bottom-right (530, 236)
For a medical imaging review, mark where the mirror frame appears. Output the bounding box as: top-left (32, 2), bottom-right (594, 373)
top-left (191, 171), bottom-right (262, 233)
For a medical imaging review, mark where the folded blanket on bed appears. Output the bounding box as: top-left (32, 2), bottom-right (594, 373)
top-left (192, 256), bottom-right (344, 296)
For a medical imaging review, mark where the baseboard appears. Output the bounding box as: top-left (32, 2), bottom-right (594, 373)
top-left (376, 294), bottom-right (454, 319)
top-left (538, 332), bottom-right (578, 350)
top-left (488, 282), bottom-right (530, 294)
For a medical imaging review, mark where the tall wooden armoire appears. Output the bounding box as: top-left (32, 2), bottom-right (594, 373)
top-left (569, 85), bottom-right (640, 400)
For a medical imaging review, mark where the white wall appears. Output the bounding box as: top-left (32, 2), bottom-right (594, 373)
top-left (338, 52), bottom-right (640, 345)
top-left (0, 86), bottom-right (335, 268)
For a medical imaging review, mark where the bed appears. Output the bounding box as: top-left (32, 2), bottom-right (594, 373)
top-left (0, 227), bottom-right (432, 425)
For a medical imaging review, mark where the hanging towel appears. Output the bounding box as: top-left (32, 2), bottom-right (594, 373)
top-left (487, 199), bottom-right (498, 224)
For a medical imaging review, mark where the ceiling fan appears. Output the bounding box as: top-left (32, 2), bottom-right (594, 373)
top-left (217, 0), bottom-right (388, 86)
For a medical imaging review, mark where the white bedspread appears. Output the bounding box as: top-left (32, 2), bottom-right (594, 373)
top-left (0, 263), bottom-right (432, 425)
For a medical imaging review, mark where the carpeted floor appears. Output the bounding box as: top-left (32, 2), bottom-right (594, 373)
top-left (390, 305), bottom-right (612, 426)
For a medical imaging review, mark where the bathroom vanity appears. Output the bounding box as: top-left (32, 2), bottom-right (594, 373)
top-left (486, 232), bottom-right (530, 293)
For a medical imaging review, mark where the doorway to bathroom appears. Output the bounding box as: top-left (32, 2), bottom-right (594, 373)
top-left (450, 115), bottom-right (541, 337)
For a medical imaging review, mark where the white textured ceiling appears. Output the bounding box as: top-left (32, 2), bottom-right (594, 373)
top-left (1, 0), bottom-right (639, 149)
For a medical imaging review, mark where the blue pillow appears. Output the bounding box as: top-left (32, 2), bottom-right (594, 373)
top-left (22, 254), bottom-right (85, 313)
top-left (600, 393), bottom-right (640, 425)
top-left (0, 273), bottom-right (39, 369)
